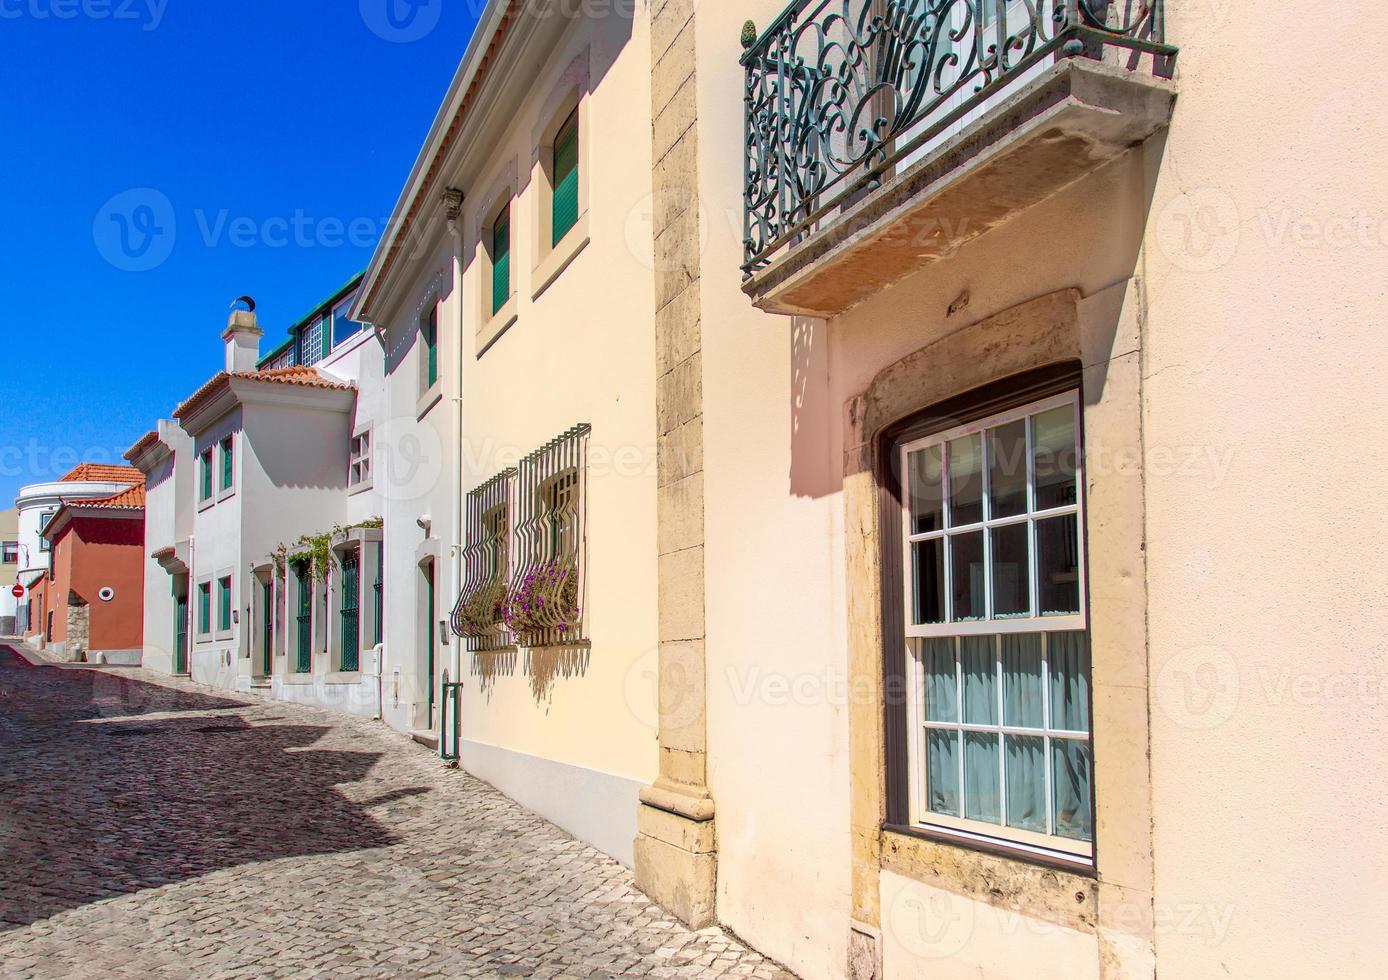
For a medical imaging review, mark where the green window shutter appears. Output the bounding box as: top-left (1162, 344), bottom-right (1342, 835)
top-left (426, 307), bottom-right (439, 387)
top-left (492, 208), bottom-right (510, 316)
top-left (321, 313), bottom-right (332, 359)
top-left (221, 438), bottom-right (233, 490)
top-left (201, 452), bottom-right (212, 500)
top-left (198, 585), bottom-right (210, 634)
top-left (552, 109), bottom-right (579, 247)
top-left (219, 580), bottom-right (231, 630)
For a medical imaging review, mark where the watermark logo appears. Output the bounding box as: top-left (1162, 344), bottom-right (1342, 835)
top-left (887, 882), bottom-right (975, 960)
top-left (1154, 187), bottom-right (1241, 273)
top-left (1155, 645), bottom-right (1240, 730)
top-left (376, 416), bottom-right (446, 504)
top-left (360, 0), bottom-right (442, 43)
top-left (0, 0), bottom-right (169, 31)
top-left (93, 188), bottom-right (176, 272)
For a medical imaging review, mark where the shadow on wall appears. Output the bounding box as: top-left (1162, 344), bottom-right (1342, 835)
top-left (470, 648), bottom-right (518, 701)
top-left (0, 645), bottom-right (400, 932)
top-left (526, 644), bottom-right (590, 707)
top-left (783, 132), bottom-right (1171, 501)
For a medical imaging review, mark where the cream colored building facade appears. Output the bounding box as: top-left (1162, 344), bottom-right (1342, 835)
top-left (354, 1), bottom-right (1385, 978)
top-left (356, 1), bottom-right (660, 865)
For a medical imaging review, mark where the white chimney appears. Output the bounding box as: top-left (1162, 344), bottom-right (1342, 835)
top-left (223, 308), bottom-right (263, 373)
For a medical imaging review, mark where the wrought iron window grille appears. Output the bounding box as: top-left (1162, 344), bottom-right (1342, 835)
top-left (741, 0), bottom-right (1178, 275)
top-left (452, 468), bottom-right (518, 652)
top-left (512, 425), bottom-right (590, 648)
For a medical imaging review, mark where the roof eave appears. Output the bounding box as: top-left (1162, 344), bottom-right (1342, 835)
top-left (354, 0), bottom-right (514, 325)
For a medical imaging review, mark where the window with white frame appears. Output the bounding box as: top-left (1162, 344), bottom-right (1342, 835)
top-left (38, 510), bottom-right (56, 551)
top-left (900, 390), bottom-right (1092, 863)
top-left (349, 427), bottom-right (372, 490)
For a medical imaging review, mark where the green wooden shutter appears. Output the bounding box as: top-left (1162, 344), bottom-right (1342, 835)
top-left (426, 306), bottom-right (439, 387)
top-left (552, 109), bottom-right (579, 246)
top-left (198, 584), bottom-right (210, 634)
top-left (201, 452), bottom-right (212, 500)
top-left (221, 438), bottom-right (233, 490)
top-left (219, 579), bottom-right (231, 630)
top-left (492, 208), bottom-right (510, 316)
top-left (321, 313), bottom-right (332, 359)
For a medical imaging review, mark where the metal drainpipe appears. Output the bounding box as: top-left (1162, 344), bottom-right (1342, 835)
top-left (447, 192), bottom-right (464, 752)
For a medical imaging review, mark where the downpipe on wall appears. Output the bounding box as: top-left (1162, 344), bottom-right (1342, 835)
top-left (446, 191), bottom-right (464, 758)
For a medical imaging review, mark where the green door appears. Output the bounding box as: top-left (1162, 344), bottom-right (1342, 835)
top-left (295, 566), bottom-right (312, 673)
top-left (340, 554), bottom-right (360, 672)
top-left (424, 564), bottom-right (435, 728)
top-left (262, 580), bottom-right (274, 676)
top-left (174, 594), bottom-right (188, 674)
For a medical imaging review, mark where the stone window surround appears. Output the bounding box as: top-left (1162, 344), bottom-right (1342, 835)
top-left (529, 45), bottom-right (591, 303)
top-left (473, 160), bottom-right (521, 356)
top-left (328, 527), bottom-right (382, 677)
top-left (194, 577), bottom-right (214, 640)
top-left (216, 433), bottom-right (237, 503)
top-left (417, 298), bottom-right (443, 420)
top-left (348, 423), bottom-right (373, 495)
top-left (214, 569), bottom-right (235, 641)
top-left (842, 287), bottom-right (1154, 965)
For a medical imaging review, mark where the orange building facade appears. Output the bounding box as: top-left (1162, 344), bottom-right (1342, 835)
top-left (29, 482), bottom-right (146, 664)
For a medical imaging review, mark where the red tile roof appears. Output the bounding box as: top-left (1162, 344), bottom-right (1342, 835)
top-left (174, 366), bottom-right (355, 422)
top-left (124, 430), bottom-right (161, 463)
top-left (68, 483), bottom-right (146, 510)
top-left (59, 463), bottom-right (143, 485)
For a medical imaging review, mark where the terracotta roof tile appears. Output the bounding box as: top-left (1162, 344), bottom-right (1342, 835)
top-left (59, 463), bottom-right (143, 485)
top-left (68, 483), bottom-right (146, 510)
top-left (124, 430), bottom-right (161, 463)
top-left (174, 366), bottom-right (355, 422)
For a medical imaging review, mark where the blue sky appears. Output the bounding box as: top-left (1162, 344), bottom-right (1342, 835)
top-left (0, 0), bottom-right (480, 506)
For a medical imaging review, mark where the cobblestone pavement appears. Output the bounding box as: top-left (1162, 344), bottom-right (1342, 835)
top-left (0, 645), bottom-right (789, 979)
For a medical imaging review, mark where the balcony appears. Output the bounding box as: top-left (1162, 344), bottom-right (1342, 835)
top-left (741, 1), bottom-right (1178, 316)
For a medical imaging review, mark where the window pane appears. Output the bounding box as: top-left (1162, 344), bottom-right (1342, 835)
top-left (1052, 738), bottom-right (1093, 842)
top-left (1037, 514), bottom-right (1081, 614)
top-left (911, 539), bottom-right (945, 625)
top-left (1005, 735), bottom-right (1047, 833)
top-left (1049, 632), bottom-right (1091, 733)
top-left (949, 531), bottom-right (985, 621)
top-left (1002, 633), bottom-right (1043, 728)
top-left (988, 420), bottom-right (1028, 519)
top-left (963, 732), bottom-right (1000, 824)
top-left (926, 729), bottom-right (960, 817)
top-left (921, 638), bottom-right (956, 723)
top-left (960, 635), bottom-right (996, 725)
top-left (947, 432), bottom-right (983, 526)
top-left (908, 445), bottom-right (944, 534)
top-left (990, 522), bottom-right (1030, 618)
top-left (1033, 405), bottom-right (1078, 510)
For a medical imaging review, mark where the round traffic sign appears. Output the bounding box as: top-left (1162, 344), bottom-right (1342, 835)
top-left (12, 584), bottom-right (25, 599)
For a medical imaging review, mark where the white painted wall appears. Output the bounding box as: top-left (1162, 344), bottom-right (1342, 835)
top-left (135, 420), bottom-right (192, 676)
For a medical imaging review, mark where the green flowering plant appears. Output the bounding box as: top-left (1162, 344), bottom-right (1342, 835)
top-left (503, 558), bottom-right (580, 639)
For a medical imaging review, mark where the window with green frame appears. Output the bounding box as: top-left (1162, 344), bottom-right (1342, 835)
top-left (218, 576), bottom-right (232, 632)
top-left (492, 206), bottom-right (510, 316)
top-left (219, 436), bottom-right (234, 491)
top-left (423, 305), bottom-right (438, 389)
top-left (552, 108), bottom-right (579, 246)
top-left (197, 582), bottom-right (211, 635)
top-left (199, 450), bottom-right (213, 501)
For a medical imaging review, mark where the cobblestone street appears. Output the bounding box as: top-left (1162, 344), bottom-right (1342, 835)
top-left (0, 645), bottom-right (786, 979)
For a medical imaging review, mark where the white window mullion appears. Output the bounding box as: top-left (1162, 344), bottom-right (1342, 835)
top-left (1042, 630), bottom-right (1055, 837)
top-left (995, 633), bottom-right (1007, 829)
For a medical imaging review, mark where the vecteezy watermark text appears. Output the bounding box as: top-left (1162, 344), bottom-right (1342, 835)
top-left (0, 0), bottom-right (168, 30)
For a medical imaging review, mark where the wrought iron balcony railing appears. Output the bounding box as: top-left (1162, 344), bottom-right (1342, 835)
top-left (742, 0), bottom-right (1177, 277)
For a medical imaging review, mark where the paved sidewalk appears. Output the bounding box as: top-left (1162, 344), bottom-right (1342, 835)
top-left (0, 646), bottom-right (789, 979)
